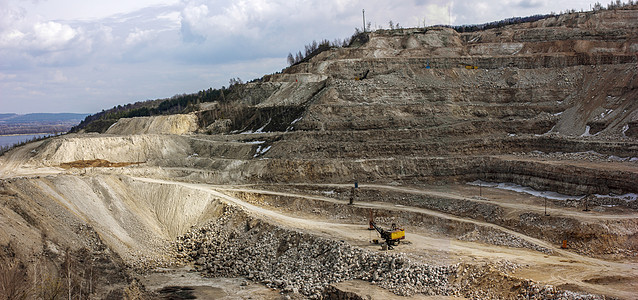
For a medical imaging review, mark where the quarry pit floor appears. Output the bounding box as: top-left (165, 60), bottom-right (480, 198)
top-left (135, 177), bottom-right (638, 299)
top-left (1, 141), bottom-right (637, 299)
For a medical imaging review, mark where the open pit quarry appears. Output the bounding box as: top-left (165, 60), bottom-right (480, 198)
top-left (2, 7), bottom-right (638, 300)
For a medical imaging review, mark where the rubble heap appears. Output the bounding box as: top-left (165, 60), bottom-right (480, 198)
top-left (174, 205), bottom-right (607, 299)
top-left (175, 206), bottom-right (452, 298)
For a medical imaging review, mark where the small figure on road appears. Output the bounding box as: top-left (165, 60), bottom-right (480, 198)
top-left (349, 181), bottom-right (358, 205)
top-left (349, 187), bottom-right (356, 205)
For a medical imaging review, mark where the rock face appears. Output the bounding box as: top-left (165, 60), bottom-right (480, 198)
top-left (28, 8), bottom-right (638, 196)
top-left (135, 8), bottom-right (637, 196)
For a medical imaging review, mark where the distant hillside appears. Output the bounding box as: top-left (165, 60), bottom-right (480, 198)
top-left (72, 3), bottom-right (638, 135)
top-left (0, 113), bottom-right (88, 135)
top-left (70, 87), bottom-right (241, 133)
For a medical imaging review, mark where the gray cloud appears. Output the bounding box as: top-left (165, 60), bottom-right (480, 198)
top-left (516, 0), bottom-right (548, 8)
top-left (180, 20), bottom-right (205, 43)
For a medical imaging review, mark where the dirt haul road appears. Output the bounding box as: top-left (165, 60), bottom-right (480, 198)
top-left (131, 177), bottom-right (638, 299)
top-left (1, 138), bottom-right (636, 298)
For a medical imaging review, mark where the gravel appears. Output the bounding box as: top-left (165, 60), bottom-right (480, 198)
top-left (172, 204), bottom-right (606, 299)
top-left (174, 205), bottom-right (452, 298)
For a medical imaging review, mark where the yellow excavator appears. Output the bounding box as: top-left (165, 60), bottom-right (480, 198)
top-left (368, 212), bottom-right (405, 249)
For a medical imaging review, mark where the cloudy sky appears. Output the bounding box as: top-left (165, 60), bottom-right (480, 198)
top-left (1, 0), bottom-right (596, 114)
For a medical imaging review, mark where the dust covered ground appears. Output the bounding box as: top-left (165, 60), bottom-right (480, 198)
top-left (1, 7), bottom-right (638, 300)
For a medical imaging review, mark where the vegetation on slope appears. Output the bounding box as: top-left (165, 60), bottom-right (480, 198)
top-left (70, 85), bottom-right (244, 133)
top-left (70, 28), bottom-right (371, 134)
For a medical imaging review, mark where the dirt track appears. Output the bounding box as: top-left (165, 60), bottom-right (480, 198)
top-left (1, 118), bottom-right (637, 299)
top-left (129, 176), bottom-right (638, 299)
top-left (2, 138), bottom-right (636, 298)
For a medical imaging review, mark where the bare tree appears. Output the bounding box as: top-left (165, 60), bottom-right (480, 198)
top-left (229, 77), bottom-right (243, 87)
top-left (0, 258), bottom-right (32, 300)
top-left (295, 51), bottom-right (303, 63)
top-left (287, 52), bottom-right (295, 66)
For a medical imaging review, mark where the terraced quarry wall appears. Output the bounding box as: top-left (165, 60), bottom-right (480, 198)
top-left (1, 6), bottom-right (638, 300)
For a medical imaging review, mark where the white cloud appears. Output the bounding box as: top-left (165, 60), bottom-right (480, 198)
top-left (178, 0), bottom-right (355, 40)
top-left (51, 69), bottom-right (67, 82)
top-left (157, 11), bottom-right (181, 25)
top-left (182, 2), bottom-right (208, 24)
top-left (32, 21), bottom-right (77, 50)
top-left (0, 29), bottom-right (25, 47)
top-left (125, 27), bottom-right (156, 45)
top-left (0, 72), bottom-right (17, 80)
top-left (0, 1), bottom-right (26, 31)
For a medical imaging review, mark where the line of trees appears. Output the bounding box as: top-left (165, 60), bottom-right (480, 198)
top-left (0, 124), bottom-right (75, 135)
top-left (451, 14), bottom-right (554, 33)
top-left (287, 39), bottom-right (340, 66)
top-left (452, 0), bottom-right (637, 32)
top-left (388, 20), bottom-right (402, 30)
top-left (593, 0), bottom-right (636, 10)
top-left (70, 82), bottom-right (251, 133)
top-left (286, 28), bottom-right (371, 66)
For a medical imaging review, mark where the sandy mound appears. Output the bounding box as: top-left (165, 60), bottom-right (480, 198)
top-left (106, 114), bottom-right (198, 135)
top-left (32, 134), bottom-right (191, 165)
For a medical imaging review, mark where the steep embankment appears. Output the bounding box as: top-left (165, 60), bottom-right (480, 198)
top-left (31, 134), bottom-right (192, 165)
top-left (105, 114), bottom-right (199, 135)
top-left (1, 175), bottom-right (215, 262)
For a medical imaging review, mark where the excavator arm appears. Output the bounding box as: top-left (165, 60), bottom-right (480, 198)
top-left (370, 221), bottom-right (388, 238)
top-left (369, 221), bottom-right (404, 249)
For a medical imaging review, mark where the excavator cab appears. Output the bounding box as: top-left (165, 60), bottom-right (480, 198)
top-left (389, 227), bottom-right (405, 241)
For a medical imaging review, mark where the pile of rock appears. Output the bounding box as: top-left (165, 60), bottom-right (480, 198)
top-left (453, 263), bottom-right (606, 300)
top-left (174, 205), bottom-right (452, 298)
top-left (517, 280), bottom-right (606, 300)
top-left (458, 227), bottom-right (553, 254)
top-left (173, 204), bottom-right (606, 299)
